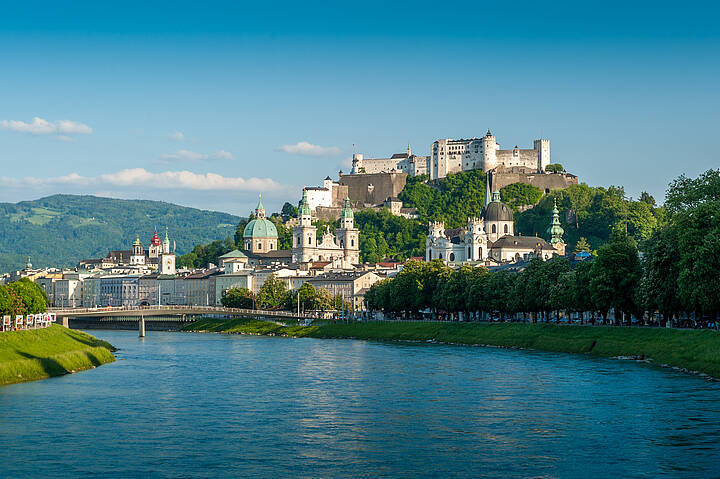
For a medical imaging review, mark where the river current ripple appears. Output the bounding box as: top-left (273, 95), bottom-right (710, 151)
top-left (1, 331), bottom-right (719, 478)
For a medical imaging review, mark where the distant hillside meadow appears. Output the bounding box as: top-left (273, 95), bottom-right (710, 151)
top-left (0, 195), bottom-right (240, 272)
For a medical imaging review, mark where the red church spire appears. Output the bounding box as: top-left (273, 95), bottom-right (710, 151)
top-left (151, 226), bottom-right (161, 246)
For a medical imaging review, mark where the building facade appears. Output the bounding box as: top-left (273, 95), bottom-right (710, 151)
top-left (350, 145), bottom-right (427, 177)
top-left (292, 194), bottom-right (359, 267)
top-left (426, 182), bottom-right (563, 264)
top-left (429, 130), bottom-right (550, 180)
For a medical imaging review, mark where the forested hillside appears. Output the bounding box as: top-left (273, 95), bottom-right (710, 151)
top-left (0, 195), bottom-right (240, 272)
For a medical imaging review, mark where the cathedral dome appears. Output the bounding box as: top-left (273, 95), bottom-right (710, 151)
top-left (243, 218), bottom-right (278, 239)
top-left (483, 191), bottom-right (513, 222)
top-left (243, 194), bottom-right (278, 239)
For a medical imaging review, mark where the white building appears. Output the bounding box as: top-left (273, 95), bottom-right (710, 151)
top-left (426, 182), bottom-right (563, 264)
top-left (429, 130), bottom-right (550, 180)
top-left (350, 145), bottom-right (428, 177)
top-left (292, 194), bottom-right (359, 267)
top-left (304, 177), bottom-right (341, 211)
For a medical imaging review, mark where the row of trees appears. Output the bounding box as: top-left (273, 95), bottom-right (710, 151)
top-left (221, 275), bottom-right (346, 312)
top-left (0, 278), bottom-right (49, 317)
top-left (366, 169), bottom-right (720, 324)
top-left (364, 235), bottom-right (654, 325)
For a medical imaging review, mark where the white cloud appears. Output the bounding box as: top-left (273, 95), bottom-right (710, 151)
top-left (275, 141), bottom-right (340, 157)
top-left (0, 117), bottom-right (92, 136)
top-left (159, 149), bottom-right (234, 162)
top-left (169, 131), bottom-right (185, 141)
top-left (0, 168), bottom-right (280, 192)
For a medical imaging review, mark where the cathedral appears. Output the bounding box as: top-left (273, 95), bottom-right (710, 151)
top-left (426, 178), bottom-right (565, 264)
top-left (292, 192), bottom-right (360, 267)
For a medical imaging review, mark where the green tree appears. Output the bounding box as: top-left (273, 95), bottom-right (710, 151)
top-left (574, 237), bottom-right (591, 253)
top-left (545, 163), bottom-right (564, 173)
top-left (221, 287), bottom-right (255, 309)
top-left (500, 183), bottom-right (543, 211)
top-left (256, 274), bottom-right (289, 309)
top-left (8, 278), bottom-right (48, 314)
top-left (280, 202), bottom-right (298, 221)
top-left (590, 234), bottom-right (642, 324)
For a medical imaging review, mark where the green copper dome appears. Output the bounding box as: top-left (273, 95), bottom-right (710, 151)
top-left (243, 218), bottom-right (278, 239)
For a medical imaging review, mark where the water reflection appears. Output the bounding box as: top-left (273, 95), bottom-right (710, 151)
top-left (1, 331), bottom-right (719, 479)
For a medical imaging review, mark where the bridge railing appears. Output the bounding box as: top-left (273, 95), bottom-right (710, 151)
top-left (48, 305), bottom-right (310, 319)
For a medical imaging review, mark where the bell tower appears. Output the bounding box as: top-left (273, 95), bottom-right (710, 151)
top-left (292, 191), bottom-right (317, 263)
top-left (336, 197), bottom-right (359, 265)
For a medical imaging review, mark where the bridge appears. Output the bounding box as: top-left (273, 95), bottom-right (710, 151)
top-left (48, 305), bottom-right (313, 333)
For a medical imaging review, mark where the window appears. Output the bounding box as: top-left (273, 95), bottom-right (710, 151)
top-left (257, 242), bottom-right (262, 250)
top-left (450, 253), bottom-right (455, 261)
top-left (478, 247), bottom-right (483, 258)
top-left (492, 224), bottom-right (496, 233)
top-left (468, 247), bottom-right (471, 257)
top-left (439, 252), bottom-right (443, 260)
top-left (308, 235), bottom-right (312, 245)
top-left (351, 239), bottom-right (354, 247)
top-left (504, 224), bottom-right (508, 234)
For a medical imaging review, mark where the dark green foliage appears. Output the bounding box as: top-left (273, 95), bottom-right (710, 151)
top-left (545, 163), bottom-right (564, 173)
top-left (178, 237), bottom-right (236, 268)
top-left (0, 194), bottom-right (240, 272)
top-left (399, 170), bottom-right (488, 228)
top-left (280, 202), bottom-right (298, 221)
top-left (500, 183), bottom-right (543, 211)
top-left (515, 184), bottom-right (666, 253)
top-left (221, 287), bottom-right (255, 309)
top-left (354, 209), bottom-right (425, 262)
top-left (256, 274), bottom-right (289, 309)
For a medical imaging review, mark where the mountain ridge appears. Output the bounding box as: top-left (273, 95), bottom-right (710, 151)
top-left (0, 194), bottom-right (241, 272)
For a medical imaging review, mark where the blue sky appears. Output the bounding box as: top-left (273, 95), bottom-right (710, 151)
top-left (1, 1), bottom-right (718, 216)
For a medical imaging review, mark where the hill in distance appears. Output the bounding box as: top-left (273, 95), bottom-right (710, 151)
top-left (0, 194), bottom-right (241, 273)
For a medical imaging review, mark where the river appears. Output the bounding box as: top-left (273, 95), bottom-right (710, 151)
top-left (1, 331), bottom-right (719, 478)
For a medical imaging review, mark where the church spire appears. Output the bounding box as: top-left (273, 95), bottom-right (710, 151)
top-left (255, 194), bottom-right (266, 219)
top-left (547, 198), bottom-right (565, 245)
top-left (485, 171), bottom-right (492, 206)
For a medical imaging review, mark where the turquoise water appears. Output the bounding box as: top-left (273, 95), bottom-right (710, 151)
top-left (1, 331), bottom-right (719, 478)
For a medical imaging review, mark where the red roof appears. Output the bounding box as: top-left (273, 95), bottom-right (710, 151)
top-left (151, 227), bottom-right (161, 246)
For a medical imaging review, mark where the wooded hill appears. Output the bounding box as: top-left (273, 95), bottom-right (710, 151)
top-left (0, 195), bottom-right (240, 272)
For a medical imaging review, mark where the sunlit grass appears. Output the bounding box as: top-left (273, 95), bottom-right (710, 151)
top-left (0, 325), bottom-right (116, 386)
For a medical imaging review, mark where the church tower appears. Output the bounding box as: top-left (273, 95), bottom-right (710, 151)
top-left (336, 197), bottom-right (359, 265)
top-left (292, 191), bottom-right (317, 263)
top-left (547, 198), bottom-right (566, 256)
top-left (158, 228), bottom-right (176, 274)
top-left (130, 234), bottom-right (146, 265)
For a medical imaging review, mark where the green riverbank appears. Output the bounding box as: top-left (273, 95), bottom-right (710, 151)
top-left (184, 318), bottom-right (720, 378)
top-left (0, 325), bottom-right (116, 386)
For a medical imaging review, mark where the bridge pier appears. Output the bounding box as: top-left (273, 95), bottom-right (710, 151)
top-left (139, 315), bottom-right (145, 338)
top-left (62, 317), bottom-right (69, 328)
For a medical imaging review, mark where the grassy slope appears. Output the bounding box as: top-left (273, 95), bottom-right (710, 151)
top-left (184, 319), bottom-right (720, 378)
top-left (0, 325), bottom-right (116, 386)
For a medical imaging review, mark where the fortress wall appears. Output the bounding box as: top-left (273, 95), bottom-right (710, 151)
top-left (339, 172), bottom-right (407, 207)
top-left (493, 171), bottom-right (578, 193)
